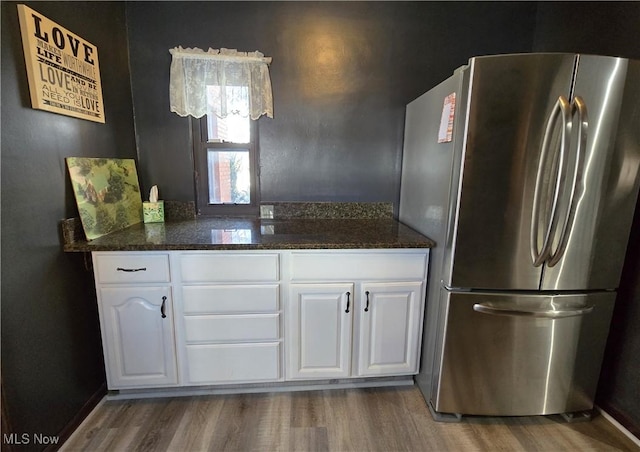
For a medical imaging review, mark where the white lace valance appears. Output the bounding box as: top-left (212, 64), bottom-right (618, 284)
top-left (169, 46), bottom-right (273, 120)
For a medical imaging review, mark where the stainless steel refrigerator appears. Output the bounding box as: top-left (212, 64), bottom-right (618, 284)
top-left (399, 53), bottom-right (640, 420)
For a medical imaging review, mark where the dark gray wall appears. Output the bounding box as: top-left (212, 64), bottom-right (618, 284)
top-left (532, 1), bottom-right (640, 437)
top-left (126, 1), bottom-right (537, 208)
top-left (1, 1), bottom-right (135, 447)
top-left (600, 199), bottom-right (640, 438)
top-left (533, 2), bottom-right (640, 59)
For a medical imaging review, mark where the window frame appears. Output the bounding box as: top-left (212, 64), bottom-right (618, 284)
top-left (191, 116), bottom-right (260, 217)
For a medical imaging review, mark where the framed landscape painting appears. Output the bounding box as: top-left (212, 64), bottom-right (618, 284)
top-left (66, 158), bottom-right (143, 240)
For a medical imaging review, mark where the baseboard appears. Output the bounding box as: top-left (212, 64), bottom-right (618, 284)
top-left (595, 405), bottom-right (640, 448)
top-left (106, 376), bottom-right (415, 400)
top-left (51, 383), bottom-right (107, 452)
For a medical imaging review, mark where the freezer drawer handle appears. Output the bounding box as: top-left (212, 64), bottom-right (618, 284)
top-left (472, 303), bottom-right (593, 319)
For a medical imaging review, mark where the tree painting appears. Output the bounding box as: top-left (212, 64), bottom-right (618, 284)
top-left (66, 157), bottom-right (143, 240)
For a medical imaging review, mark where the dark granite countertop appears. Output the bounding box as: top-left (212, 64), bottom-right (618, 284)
top-left (63, 217), bottom-right (435, 251)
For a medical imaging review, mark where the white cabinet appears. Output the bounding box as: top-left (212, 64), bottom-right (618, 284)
top-left (93, 253), bottom-right (178, 389)
top-left (288, 283), bottom-right (354, 379)
top-left (286, 251), bottom-right (428, 381)
top-left (357, 282), bottom-right (424, 376)
top-left (99, 287), bottom-right (178, 388)
top-left (92, 249), bottom-right (428, 392)
top-left (176, 252), bottom-right (283, 385)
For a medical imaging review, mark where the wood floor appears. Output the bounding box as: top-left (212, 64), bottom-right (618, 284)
top-left (61, 386), bottom-right (639, 451)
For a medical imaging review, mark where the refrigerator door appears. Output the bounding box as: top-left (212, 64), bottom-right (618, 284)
top-left (541, 56), bottom-right (640, 291)
top-left (432, 290), bottom-right (615, 416)
top-left (446, 54), bottom-right (576, 290)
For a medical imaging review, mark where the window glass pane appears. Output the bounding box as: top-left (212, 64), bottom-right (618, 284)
top-left (206, 86), bottom-right (250, 143)
top-left (207, 150), bottom-right (251, 204)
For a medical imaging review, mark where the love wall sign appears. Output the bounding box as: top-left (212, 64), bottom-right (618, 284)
top-left (17, 4), bottom-right (105, 123)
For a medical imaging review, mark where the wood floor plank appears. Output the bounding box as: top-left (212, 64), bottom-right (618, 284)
top-left (102, 427), bottom-right (142, 451)
top-left (324, 389), bottom-right (377, 451)
top-left (129, 398), bottom-right (190, 451)
top-left (291, 390), bottom-right (326, 428)
top-left (361, 387), bottom-right (417, 451)
top-left (205, 394), bottom-right (253, 451)
top-left (164, 397), bottom-right (216, 452)
top-left (184, 396), bottom-right (227, 451)
top-left (253, 392), bottom-right (291, 452)
top-left (467, 420), bottom-right (532, 451)
top-left (564, 416), bottom-right (637, 451)
top-left (290, 426), bottom-right (329, 452)
top-left (60, 386), bottom-right (639, 452)
top-left (395, 386), bottom-right (453, 451)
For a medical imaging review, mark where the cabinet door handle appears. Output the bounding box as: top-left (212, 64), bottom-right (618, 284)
top-left (345, 292), bottom-right (351, 313)
top-left (116, 267), bottom-right (147, 272)
top-left (161, 296), bottom-right (167, 318)
top-left (364, 291), bottom-right (370, 312)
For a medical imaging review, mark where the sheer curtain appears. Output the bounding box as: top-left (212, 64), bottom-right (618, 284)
top-left (169, 47), bottom-right (273, 120)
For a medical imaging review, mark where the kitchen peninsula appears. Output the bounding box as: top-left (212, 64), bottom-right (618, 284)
top-left (62, 202), bottom-right (434, 397)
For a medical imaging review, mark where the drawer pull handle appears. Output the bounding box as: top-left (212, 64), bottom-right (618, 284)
top-left (161, 296), bottom-right (167, 318)
top-left (345, 292), bottom-right (351, 313)
top-left (364, 291), bottom-right (370, 312)
top-left (116, 267), bottom-right (147, 272)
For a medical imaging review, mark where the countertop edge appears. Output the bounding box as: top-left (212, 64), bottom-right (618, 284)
top-left (64, 242), bottom-right (435, 252)
top-left (61, 217), bottom-right (436, 252)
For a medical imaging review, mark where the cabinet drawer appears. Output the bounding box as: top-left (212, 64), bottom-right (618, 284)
top-left (180, 253), bottom-right (279, 282)
top-left (182, 285), bottom-right (279, 314)
top-left (184, 314), bottom-right (280, 343)
top-left (185, 343), bottom-right (281, 383)
top-left (94, 253), bottom-right (170, 284)
top-left (290, 251), bottom-right (428, 281)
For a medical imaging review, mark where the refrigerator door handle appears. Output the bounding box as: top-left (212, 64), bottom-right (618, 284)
top-left (531, 96), bottom-right (572, 267)
top-left (548, 96), bottom-right (588, 267)
top-left (473, 302), bottom-right (594, 319)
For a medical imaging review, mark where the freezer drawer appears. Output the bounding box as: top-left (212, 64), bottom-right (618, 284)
top-left (432, 290), bottom-right (615, 416)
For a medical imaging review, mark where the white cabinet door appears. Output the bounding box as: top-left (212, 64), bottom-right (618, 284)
top-left (357, 282), bottom-right (424, 376)
top-left (99, 286), bottom-right (178, 388)
top-left (288, 283), bottom-right (354, 379)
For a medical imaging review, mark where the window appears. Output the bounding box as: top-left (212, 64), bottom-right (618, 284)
top-left (192, 109), bottom-right (259, 217)
top-left (169, 47), bottom-right (272, 216)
